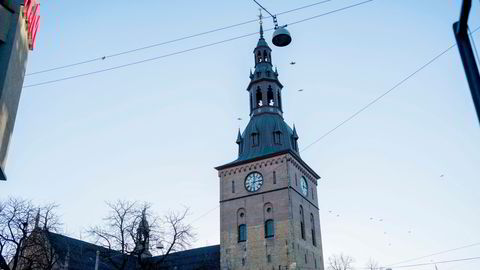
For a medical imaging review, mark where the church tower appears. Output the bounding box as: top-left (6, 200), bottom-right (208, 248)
top-left (216, 22), bottom-right (324, 270)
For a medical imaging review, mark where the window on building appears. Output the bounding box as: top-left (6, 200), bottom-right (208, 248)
top-left (267, 87), bottom-right (274, 106)
top-left (256, 88), bottom-right (263, 106)
top-left (277, 92), bottom-right (282, 110)
top-left (315, 257), bottom-right (318, 268)
top-left (252, 132), bottom-right (259, 146)
top-left (232, 181), bottom-right (235, 193)
top-left (273, 171), bottom-right (276, 184)
top-left (311, 213), bottom-right (317, 246)
top-left (305, 253), bottom-right (308, 264)
top-left (238, 224), bottom-right (247, 242)
top-left (300, 205), bottom-right (305, 240)
top-left (267, 254), bottom-right (272, 263)
top-left (265, 219), bottom-right (274, 238)
top-left (273, 131), bottom-right (282, 145)
top-left (295, 174), bottom-right (298, 186)
top-left (250, 94), bottom-right (253, 112)
top-left (242, 258), bottom-right (246, 266)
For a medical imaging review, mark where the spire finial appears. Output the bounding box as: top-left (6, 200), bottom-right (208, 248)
top-left (258, 9), bottom-right (264, 38)
top-left (34, 208), bottom-right (40, 229)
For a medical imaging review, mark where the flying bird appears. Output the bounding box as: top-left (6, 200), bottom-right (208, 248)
top-left (290, 61), bottom-right (296, 65)
top-left (298, 89), bottom-right (304, 92)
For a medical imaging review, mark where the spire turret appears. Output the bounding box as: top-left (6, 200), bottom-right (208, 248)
top-left (34, 208), bottom-right (40, 229)
top-left (134, 208), bottom-right (152, 258)
top-left (228, 23), bottom-right (300, 163)
top-left (247, 19), bottom-right (283, 118)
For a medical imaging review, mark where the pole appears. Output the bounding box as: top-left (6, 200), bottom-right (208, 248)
top-left (453, 0), bottom-right (480, 124)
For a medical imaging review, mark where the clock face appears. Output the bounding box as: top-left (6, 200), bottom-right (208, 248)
top-left (300, 176), bottom-right (308, 196)
top-left (245, 172), bottom-right (263, 192)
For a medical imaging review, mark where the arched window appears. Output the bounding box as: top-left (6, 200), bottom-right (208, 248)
top-left (267, 86), bottom-right (274, 106)
top-left (238, 209), bottom-right (246, 242)
top-left (238, 224), bottom-right (247, 242)
top-left (263, 50), bottom-right (268, 62)
top-left (311, 213), bottom-right (317, 246)
top-left (300, 205), bottom-right (305, 240)
top-left (256, 88), bottom-right (263, 107)
top-left (273, 171), bottom-right (276, 184)
top-left (257, 51), bottom-right (262, 62)
top-left (265, 219), bottom-right (274, 238)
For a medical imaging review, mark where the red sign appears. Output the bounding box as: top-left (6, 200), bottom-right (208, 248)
top-left (23, 0), bottom-right (40, 50)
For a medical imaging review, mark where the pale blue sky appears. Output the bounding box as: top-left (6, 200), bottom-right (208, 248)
top-left (2, 0), bottom-right (480, 269)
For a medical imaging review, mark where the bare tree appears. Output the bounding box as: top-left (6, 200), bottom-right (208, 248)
top-left (0, 198), bottom-right (61, 270)
top-left (327, 254), bottom-right (355, 270)
top-left (154, 208), bottom-right (195, 266)
top-left (365, 258), bottom-right (381, 270)
top-left (88, 200), bottom-right (195, 270)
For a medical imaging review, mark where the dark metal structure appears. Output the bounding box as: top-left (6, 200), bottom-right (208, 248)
top-left (453, 0), bottom-right (480, 124)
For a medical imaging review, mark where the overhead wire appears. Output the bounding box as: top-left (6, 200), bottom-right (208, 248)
top-left (381, 256), bottom-right (480, 269)
top-left (300, 25), bottom-right (480, 153)
top-left (22, 0), bottom-right (375, 88)
top-left (384, 242), bottom-right (480, 267)
top-left (25, 0), bottom-right (333, 76)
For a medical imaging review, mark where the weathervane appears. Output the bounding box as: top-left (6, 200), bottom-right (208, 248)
top-left (259, 8), bottom-right (263, 25)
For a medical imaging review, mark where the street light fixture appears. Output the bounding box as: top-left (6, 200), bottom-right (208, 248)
top-left (253, 0), bottom-right (292, 47)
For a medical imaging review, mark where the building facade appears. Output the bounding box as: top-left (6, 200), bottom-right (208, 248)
top-left (0, 0), bottom-right (39, 180)
top-left (216, 24), bottom-right (324, 270)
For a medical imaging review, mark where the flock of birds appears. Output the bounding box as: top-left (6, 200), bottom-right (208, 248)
top-left (325, 209), bottom-right (414, 247)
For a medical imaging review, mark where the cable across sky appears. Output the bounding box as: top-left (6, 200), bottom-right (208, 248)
top-left (25, 0), bottom-right (334, 76)
top-left (22, 0), bottom-right (374, 88)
